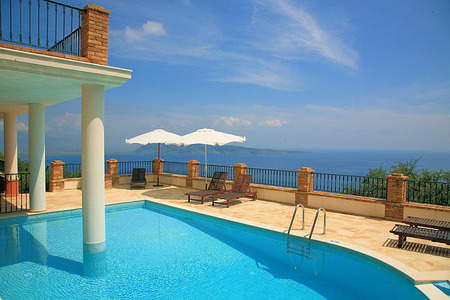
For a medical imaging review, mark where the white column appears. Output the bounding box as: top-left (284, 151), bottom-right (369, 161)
top-left (29, 104), bottom-right (46, 212)
top-left (4, 113), bottom-right (18, 174)
top-left (81, 84), bottom-right (106, 253)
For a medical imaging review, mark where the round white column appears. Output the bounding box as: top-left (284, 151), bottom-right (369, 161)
top-left (81, 84), bottom-right (106, 253)
top-left (4, 113), bottom-right (18, 174)
top-left (29, 103), bottom-right (46, 212)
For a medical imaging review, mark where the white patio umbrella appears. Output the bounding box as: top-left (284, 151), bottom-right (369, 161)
top-left (125, 129), bottom-right (180, 186)
top-left (167, 128), bottom-right (246, 188)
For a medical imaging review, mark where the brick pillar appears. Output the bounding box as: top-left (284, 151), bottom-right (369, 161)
top-left (233, 163), bottom-right (248, 180)
top-left (5, 175), bottom-right (19, 197)
top-left (296, 167), bottom-right (315, 206)
top-left (152, 158), bottom-right (164, 176)
top-left (106, 159), bottom-right (119, 186)
top-left (385, 173), bottom-right (408, 219)
top-left (49, 160), bottom-right (65, 192)
top-left (186, 160), bottom-right (200, 188)
top-left (81, 4), bottom-right (110, 65)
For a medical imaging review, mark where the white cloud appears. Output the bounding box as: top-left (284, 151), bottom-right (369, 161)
top-left (251, 0), bottom-right (358, 68)
top-left (51, 112), bottom-right (81, 130)
top-left (214, 116), bottom-right (251, 128)
top-left (17, 122), bottom-right (28, 132)
top-left (109, 1), bottom-right (356, 91)
top-left (123, 21), bottom-right (167, 43)
top-left (258, 119), bottom-right (286, 127)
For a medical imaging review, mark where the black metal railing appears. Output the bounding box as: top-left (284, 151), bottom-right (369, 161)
top-left (45, 164), bottom-right (50, 191)
top-left (407, 180), bottom-right (449, 206)
top-left (247, 167), bottom-right (297, 188)
top-left (63, 163), bottom-right (81, 178)
top-left (47, 25), bottom-right (80, 55)
top-left (314, 173), bottom-right (387, 199)
top-left (199, 164), bottom-right (234, 181)
top-left (0, 172), bottom-right (29, 213)
top-left (0, 0), bottom-right (82, 56)
top-left (164, 161), bottom-right (187, 176)
top-left (117, 161), bottom-right (153, 175)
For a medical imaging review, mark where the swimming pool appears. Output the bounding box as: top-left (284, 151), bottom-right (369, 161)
top-left (0, 201), bottom-right (428, 299)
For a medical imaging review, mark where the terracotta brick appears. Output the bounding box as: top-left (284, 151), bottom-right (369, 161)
top-left (187, 160), bottom-right (200, 179)
top-left (233, 163), bottom-right (248, 181)
top-left (80, 4), bottom-right (109, 65)
top-left (153, 158), bottom-right (164, 175)
top-left (0, 43), bottom-right (90, 62)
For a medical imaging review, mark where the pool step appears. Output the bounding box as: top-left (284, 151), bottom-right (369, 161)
top-left (287, 242), bottom-right (310, 258)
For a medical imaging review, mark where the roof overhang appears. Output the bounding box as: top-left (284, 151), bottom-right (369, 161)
top-left (0, 47), bottom-right (132, 116)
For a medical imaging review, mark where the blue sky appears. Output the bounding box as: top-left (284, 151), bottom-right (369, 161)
top-left (16, 0), bottom-right (450, 151)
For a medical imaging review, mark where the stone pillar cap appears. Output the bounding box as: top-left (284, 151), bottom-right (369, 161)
top-left (83, 4), bottom-right (111, 14)
top-left (234, 163), bottom-right (248, 167)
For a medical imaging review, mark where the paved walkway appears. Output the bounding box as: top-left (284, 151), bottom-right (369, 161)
top-left (2, 185), bottom-right (449, 284)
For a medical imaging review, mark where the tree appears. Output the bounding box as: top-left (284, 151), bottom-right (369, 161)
top-left (343, 157), bottom-right (449, 206)
top-left (0, 152), bottom-right (29, 173)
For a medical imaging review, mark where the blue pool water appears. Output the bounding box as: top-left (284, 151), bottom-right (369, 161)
top-left (0, 201), bottom-right (427, 299)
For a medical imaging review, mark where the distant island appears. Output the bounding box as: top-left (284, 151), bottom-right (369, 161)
top-left (134, 144), bottom-right (307, 155)
top-left (3, 131), bottom-right (308, 155)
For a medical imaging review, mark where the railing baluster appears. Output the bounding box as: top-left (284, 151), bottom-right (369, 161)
top-left (45, 0), bottom-right (48, 47)
top-left (37, 0), bottom-right (40, 45)
top-left (19, 0), bottom-right (22, 42)
top-left (28, 0), bottom-right (31, 44)
top-left (0, 0), bottom-right (2, 39)
top-left (54, 3), bottom-right (56, 46)
top-left (1, 0), bottom-right (82, 55)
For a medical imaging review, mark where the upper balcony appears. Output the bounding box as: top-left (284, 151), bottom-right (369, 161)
top-left (0, 0), bottom-right (110, 65)
top-left (0, 0), bottom-right (131, 117)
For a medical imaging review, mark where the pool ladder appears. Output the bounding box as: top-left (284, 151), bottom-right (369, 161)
top-left (287, 205), bottom-right (327, 259)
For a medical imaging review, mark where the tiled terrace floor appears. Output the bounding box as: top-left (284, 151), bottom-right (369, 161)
top-left (2, 185), bottom-right (449, 284)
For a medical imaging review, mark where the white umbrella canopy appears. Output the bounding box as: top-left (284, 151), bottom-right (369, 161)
top-left (169, 128), bottom-right (246, 146)
top-left (125, 129), bottom-right (181, 187)
top-left (125, 129), bottom-right (180, 159)
top-left (167, 128), bottom-right (246, 188)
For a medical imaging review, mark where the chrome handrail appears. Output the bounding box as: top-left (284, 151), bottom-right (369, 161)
top-left (287, 203), bottom-right (305, 245)
top-left (309, 207), bottom-right (327, 240)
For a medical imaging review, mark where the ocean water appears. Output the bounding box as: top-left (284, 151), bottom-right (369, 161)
top-left (38, 150), bottom-right (450, 176)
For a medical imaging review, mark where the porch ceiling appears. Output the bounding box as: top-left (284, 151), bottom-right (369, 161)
top-left (0, 47), bottom-right (132, 116)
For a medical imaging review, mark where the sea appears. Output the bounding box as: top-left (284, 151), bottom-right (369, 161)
top-left (22, 149), bottom-right (450, 176)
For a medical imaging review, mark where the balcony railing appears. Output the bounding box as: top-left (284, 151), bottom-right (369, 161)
top-left (164, 161), bottom-right (187, 176)
top-left (314, 173), bottom-right (387, 199)
top-left (247, 167), bottom-right (297, 188)
top-left (43, 158), bottom-right (450, 207)
top-left (0, 172), bottom-right (29, 213)
top-left (407, 179), bottom-right (449, 206)
top-left (199, 164), bottom-right (234, 181)
top-left (117, 161), bottom-right (153, 175)
top-left (63, 163), bottom-right (81, 178)
top-left (0, 0), bottom-right (82, 56)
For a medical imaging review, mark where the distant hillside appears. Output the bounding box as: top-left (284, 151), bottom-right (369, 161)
top-left (0, 133), bottom-right (305, 155)
top-left (134, 144), bottom-right (304, 155)
top-left (0, 132), bottom-right (82, 154)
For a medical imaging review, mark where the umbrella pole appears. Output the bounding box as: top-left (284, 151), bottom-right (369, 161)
top-left (153, 143), bottom-right (163, 187)
top-left (205, 144), bottom-right (208, 189)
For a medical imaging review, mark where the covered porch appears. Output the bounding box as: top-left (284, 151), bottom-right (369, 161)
top-left (0, 45), bottom-right (131, 251)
